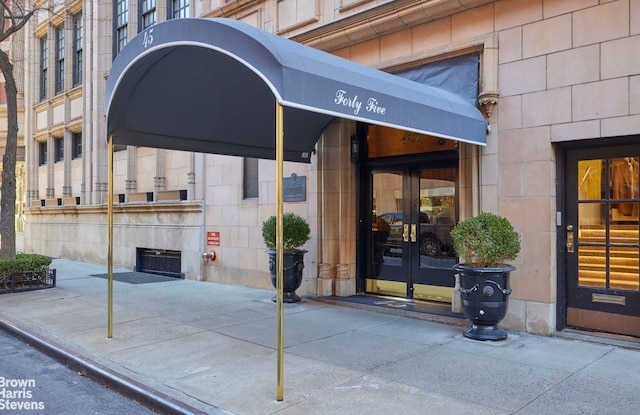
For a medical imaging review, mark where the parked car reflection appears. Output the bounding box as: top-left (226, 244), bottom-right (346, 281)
top-left (379, 211), bottom-right (454, 258)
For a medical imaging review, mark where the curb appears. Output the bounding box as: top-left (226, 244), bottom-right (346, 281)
top-left (0, 317), bottom-right (211, 415)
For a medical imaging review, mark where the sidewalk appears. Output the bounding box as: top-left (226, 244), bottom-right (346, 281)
top-left (1, 258), bottom-right (639, 415)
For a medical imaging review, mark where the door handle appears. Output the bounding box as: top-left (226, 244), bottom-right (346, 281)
top-left (566, 224), bottom-right (574, 253)
top-left (403, 224), bottom-right (409, 242)
top-left (410, 224), bottom-right (417, 242)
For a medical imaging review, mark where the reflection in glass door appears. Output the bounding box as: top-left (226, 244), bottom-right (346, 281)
top-left (369, 170), bottom-right (407, 297)
top-left (413, 168), bottom-right (458, 300)
top-left (566, 146), bottom-right (640, 337)
top-left (367, 166), bottom-right (457, 301)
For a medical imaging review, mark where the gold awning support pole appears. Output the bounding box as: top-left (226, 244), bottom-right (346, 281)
top-left (275, 101), bottom-right (284, 401)
top-left (107, 136), bottom-right (114, 338)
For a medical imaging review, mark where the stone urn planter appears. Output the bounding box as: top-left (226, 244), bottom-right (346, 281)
top-left (262, 212), bottom-right (310, 303)
top-left (450, 212), bottom-right (521, 341)
top-left (453, 264), bottom-right (515, 340)
top-left (266, 249), bottom-right (306, 303)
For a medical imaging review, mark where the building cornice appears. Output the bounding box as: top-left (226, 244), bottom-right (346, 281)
top-left (291, 0), bottom-right (493, 52)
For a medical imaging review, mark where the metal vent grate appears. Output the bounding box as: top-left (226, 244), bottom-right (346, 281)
top-left (135, 248), bottom-right (183, 279)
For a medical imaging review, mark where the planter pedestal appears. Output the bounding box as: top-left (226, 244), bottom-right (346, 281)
top-left (267, 249), bottom-right (306, 303)
top-left (454, 264), bottom-right (514, 341)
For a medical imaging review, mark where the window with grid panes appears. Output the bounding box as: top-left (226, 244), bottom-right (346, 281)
top-left (55, 25), bottom-right (64, 94)
top-left (39, 36), bottom-right (48, 101)
top-left (72, 13), bottom-right (83, 86)
top-left (114, 0), bottom-right (128, 56)
top-left (169, 0), bottom-right (190, 19)
top-left (140, 0), bottom-right (156, 31)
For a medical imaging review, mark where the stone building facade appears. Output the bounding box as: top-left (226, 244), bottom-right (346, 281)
top-left (22, 0), bottom-right (640, 339)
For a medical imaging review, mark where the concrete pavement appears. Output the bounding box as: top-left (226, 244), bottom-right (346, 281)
top-left (1, 258), bottom-right (639, 414)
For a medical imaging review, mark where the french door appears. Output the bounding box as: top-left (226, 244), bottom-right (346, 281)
top-left (366, 162), bottom-right (458, 301)
top-left (565, 145), bottom-right (640, 337)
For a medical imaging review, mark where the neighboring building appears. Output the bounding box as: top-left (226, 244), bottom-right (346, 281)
top-left (23, 0), bottom-right (640, 340)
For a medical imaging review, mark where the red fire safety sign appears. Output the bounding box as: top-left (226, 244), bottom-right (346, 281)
top-left (207, 231), bottom-right (220, 246)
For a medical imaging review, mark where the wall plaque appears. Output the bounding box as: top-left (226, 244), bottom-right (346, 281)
top-left (283, 173), bottom-right (306, 202)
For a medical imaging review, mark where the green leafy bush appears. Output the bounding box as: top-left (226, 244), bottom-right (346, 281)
top-left (450, 212), bottom-right (520, 268)
top-left (262, 212), bottom-right (311, 251)
top-left (0, 253), bottom-right (52, 277)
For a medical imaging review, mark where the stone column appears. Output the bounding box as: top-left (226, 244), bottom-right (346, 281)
top-left (62, 129), bottom-right (72, 197)
top-left (317, 263), bottom-right (334, 296)
top-left (317, 120), bottom-right (358, 297)
top-left (316, 124), bottom-right (340, 296)
top-left (335, 121), bottom-right (357, 296)
top-left (187, 152), bottom-right (197, 201)
top-left (154, 148), bottom-right (166, 199)
top-left (125, 146), bottom-right (137, 199)
top-left (46, 134), bottom-right (54, 199)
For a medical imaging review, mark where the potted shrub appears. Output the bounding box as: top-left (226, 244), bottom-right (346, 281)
top-left (262, 212), bottom-right (311, 303)
top-left (450, 212), bottom-right (520, 340)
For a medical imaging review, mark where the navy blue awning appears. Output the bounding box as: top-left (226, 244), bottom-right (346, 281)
top-left (105, 18), bottom-right (486, 163)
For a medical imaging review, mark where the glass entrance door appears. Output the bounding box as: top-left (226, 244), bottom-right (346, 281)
top-left (565, 145), bottom-right (640, 337)
top-left (367, 165), bottom-right (458, 301)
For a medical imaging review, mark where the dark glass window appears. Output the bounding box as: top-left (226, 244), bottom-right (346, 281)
top-left (243, 158), bottom-right (259, 199)
top-left (114, 0), bottom-right (128, 56)
top-left (169, 0), bottom-right (190, 19)
top-left (54, 137), bottom-right (64, 162)
top-left (72, 13), bottom-right (83, 86)
top-left (139, 0), bottom-right (156, 31)
top-left (39, 141), bottom-right (47, 166)
top-left (72, 132), bottom-right (82, 159)
top-left (55, 25), bottom-right (64, 94)
top-left (39, 36), bottom-right (48, 101)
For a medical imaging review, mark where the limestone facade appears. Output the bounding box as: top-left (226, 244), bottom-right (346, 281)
top-left (22, 0), bottom-right (640, 337)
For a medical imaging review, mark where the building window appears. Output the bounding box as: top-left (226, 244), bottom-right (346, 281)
top-left (169, 0), bottom-right (190, 19)
top-left (39, 36), bottom-right (48, 101)
top-left (39, 142), bottom-right (47, 166)
top-left (54, 137), bottom-right (64, 162)
top-left (139, 0), bottom-right (156, 31)
top-left (243, 158), bottom-right (258, 199)
top-left (55, 25), bottom-right (64, 94)
top-left (72, 12), bottom-right (83, 86)
top-left (72, 132), bottom-right (82, 159)
top-left (114, 0), bottom-right (128, 56)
